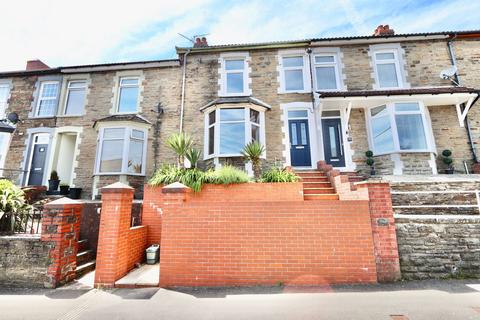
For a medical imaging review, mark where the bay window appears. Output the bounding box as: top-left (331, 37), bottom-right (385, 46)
top-left (96, 127), bottom-right (146, 175)
top-left (205, 107), bottom-right (264, 157)
top-left (368, 102), bottom-right (430, 155)
top-left (36, 81), bottom-right (60, 117)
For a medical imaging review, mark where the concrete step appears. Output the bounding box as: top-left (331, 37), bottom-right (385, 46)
top-left (296, 172), bottom-right (327, 177)
top-left (304, 194), bottom-right (339, 200)
top-left (301, 177), bottom-right (329, 182)
top-left (75, 260), bottom-right (96, 279)
top-left (303, 182), bottom-right (332, 188)
top-left (303, 188), bottom-right (335, 195)
top-left (77, 249), bottom-right (95, 266)
top-left (78, 239), bottom-right (89, 252)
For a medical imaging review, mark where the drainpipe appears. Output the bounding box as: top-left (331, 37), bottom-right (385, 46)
top-left (447, 34), bottom-right (478, 163)
top-left (179, 49), bottom-right (191, 133)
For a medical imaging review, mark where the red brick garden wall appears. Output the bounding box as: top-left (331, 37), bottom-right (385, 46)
top-left (145, 183), bottom-right (381, 287)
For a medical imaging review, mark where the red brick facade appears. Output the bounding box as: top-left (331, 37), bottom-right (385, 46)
top-left (94, 183), bottom-right (147, 288)
top-left (41, 198), bottom-right (83, 288)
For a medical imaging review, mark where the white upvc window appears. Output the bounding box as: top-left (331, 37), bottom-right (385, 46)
top-left (279, 53), bottom-right (309, 93)
top-left (368, 102), bottom-right (430, 155)
top-left (64, 80), bottom-right (87, 115)
top-left (0, 82), bottom-right (10, 119)
top-left (314, 53), bottom-right (341, 90)
top-left (373, 49), bottom-right (403, 88)
top-left (116, 77), bottom-right (140, 113)
top-left (36, 81), bottom-right (60, 117)
top-left (204, 106), bottom-right (265, 158)
top-left (219, 53), bottom-right (250, 96)
top-left (95, 127), bottom-right (147, 175)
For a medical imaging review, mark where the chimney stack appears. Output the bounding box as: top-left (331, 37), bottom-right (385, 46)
top-left (25, 59), bottom-right (50, 71)
top-left (193, 37), bottom-right (208, 48)
top-left (373, 25), bottom-right (395, 36)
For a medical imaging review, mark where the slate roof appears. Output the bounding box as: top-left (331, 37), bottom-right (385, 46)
top-left (199, 96), bottom-right (272, 111)
top-left (92, 114), bottom-right (152, 128)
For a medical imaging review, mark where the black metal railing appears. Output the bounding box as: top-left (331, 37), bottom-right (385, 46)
top-left (0, 206), bottom-right (43, 235)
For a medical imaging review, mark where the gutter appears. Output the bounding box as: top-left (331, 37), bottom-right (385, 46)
top-left (179, 49), bottom-right (191, 133)
top-left (447, 34), bottom-right (479, 163)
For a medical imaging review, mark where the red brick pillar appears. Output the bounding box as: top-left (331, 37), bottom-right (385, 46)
top-left (94, 182), bottom-right (134, 288)
top-left (41, 197), bottom-right (83, 288)
top-left (367, 182), bottom-right (401, 282)
top-left (158, 182), bottom-right (190, 287)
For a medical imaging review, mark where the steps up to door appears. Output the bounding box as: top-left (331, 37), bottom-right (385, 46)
top-left (296, 170), bottom-right (339, 200)
top-left (76, 239), bottom-right (96, 279)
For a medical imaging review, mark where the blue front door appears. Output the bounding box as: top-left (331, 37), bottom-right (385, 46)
top-left (289, 119), bottom-right (311, 167)
top-left (322, 118), bottom-right (345, 167)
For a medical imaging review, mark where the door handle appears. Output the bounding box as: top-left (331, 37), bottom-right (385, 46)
top-left (296, 146), bottom-right (305, 149)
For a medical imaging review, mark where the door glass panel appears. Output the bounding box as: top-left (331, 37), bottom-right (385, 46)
top-left (329, 126), bottom-right (337, 157)
top-left (300, 123), bottom-right (307, 145)
top-left (288, 110), bottom-right (308, 118)
top-left (291, 123), bottom-right (297, 145)
top-left (322, 110), bottom-right (341, 117)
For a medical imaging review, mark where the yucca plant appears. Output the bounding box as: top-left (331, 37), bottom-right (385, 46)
top-left (241, 141), bottom-right (265, 180)
top-left (166, 133), bottom-right (193, 168)
top-left (185, 148), bottom-right (201, 169)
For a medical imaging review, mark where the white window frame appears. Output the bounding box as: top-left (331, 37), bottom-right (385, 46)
top-left (278, 51), bottom-right (310, 94)
top-left (116, 77), bottom-right (140, 114)
top-left (366, 101), bottom-right (432, 156)
top-left (95, 126), bottom-right (147, 176)
top-left (203, 106), bottom-right (266, 159)
top-left (372, 49), bottom-right (403, 89)
top-left (219, 52), bottom-right (251, 97)
top-left (63, 80), bottom-right (87, 116)
top-left (35, 81), bottom-right (60, 117)
top-left (313, 53), bottom-right (342, 91)
top-left (0, 81), bottom-right (11, 119)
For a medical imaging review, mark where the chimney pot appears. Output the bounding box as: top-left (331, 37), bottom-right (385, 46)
top-left (193, 37), bottom-right (208, 48)
top-left (25, 59), bottom-right (50, 71)
top-left (373, 25), bottom-right (395, 36)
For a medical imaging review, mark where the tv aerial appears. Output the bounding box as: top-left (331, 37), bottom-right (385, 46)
top-left (439, 65), bottom-right (459, 85)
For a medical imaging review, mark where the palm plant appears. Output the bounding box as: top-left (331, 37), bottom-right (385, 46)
top-left (185, 148), bottom-right (201, 169)
top-left (241, 141), bottom-right (265, 180)
top-left (166, 133), bottom-right (193, 168)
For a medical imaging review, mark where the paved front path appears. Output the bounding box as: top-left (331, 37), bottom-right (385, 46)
top-left (1, 280), bottom-right (480, 319)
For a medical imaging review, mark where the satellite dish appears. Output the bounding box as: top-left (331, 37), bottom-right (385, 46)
top-left (440, 66), bottom-right (457, 80)
top-left (7, 112), bottom-right (19, 124)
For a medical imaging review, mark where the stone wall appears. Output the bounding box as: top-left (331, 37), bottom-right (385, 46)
top-left (0, 235), bottom-right (51, 287)
top-left (396, 216), bottom-right (480, 280)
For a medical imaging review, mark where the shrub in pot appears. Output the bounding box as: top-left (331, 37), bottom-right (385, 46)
top-left (442, 149), bottom-right (454, 174)
top-left (59, 183), bottom-right (70, 195)
top-left (69, 187), bottom-right (82, 199)
top-left (48, 171), bottom-right (60, 191)
top-left (365, 150), bottom-right (375, 176)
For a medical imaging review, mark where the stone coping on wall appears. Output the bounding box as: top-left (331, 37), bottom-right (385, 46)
top-left (0, 234), bottom-right (41, 239)
top-left (382, 174), bottom-right (480, 183)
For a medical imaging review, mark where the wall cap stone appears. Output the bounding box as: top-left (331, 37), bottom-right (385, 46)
top-left (45, 197), bottom-right (83, 207)
top-left (101, 182), bottom-right (134, 194)
top-left (162, 182), bottom-right (191, 193)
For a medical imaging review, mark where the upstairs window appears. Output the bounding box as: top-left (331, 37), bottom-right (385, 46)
top-left (117, 77), bottom-right (139, 113)
top-left (219, 54), bottom-right (250, 96)
top-left (373, 50), bottom-right (402, 88)
top-left (205, 107), bottom-right (264, 157)
top-left (64, 80), bottom-right (86, 115)
top-left (314, 54), bottom-right (340, 90)
top-left (36, 81), bottom-right (59, 117)
top-left (0, 82), bottom-right (10, 118)
top-left (96, 127), bottom-right (146, 175)
top-left (368, 102), bottom-right (429, 155)
top-left (281, 56), bottom-right (305, 92)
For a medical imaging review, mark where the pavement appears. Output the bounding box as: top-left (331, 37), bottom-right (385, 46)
top-left (1, 279), bottom-right (480, 319)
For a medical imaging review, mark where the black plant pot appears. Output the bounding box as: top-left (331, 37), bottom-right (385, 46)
top-left (48, 179), bottom-right (60, 191)
top-left (370, 168), bottom-right (376, 176)
top-left (59, 186), bottom-right (70, 195)
top-left (69, 188), bottom-right (82, 199)
top-left (445, 168), bottom-right (454, 174)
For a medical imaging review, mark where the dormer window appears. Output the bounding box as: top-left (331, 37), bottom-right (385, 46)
top-left (219, 53), bottom-right (251, 97)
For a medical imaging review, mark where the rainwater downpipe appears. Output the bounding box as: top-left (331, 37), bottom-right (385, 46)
top-left (179, 49), bottom-right (191, 133)
top-left (447, 34), bottom-right (479, 163)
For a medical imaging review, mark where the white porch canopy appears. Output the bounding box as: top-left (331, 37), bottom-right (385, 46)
top-left (318, 87), bottom-right (479, 127)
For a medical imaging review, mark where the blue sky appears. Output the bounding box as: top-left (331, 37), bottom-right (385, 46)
top-left (1, 0), bottom-right (479, 71)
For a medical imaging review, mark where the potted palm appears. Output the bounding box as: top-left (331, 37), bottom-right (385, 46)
top-left (48, 171), bottom-right (60, 192)
top-left (365, 150), bottom-right (375, 176)
top-left (442, 149), bottom-right (454, 174)
top-left (241, 141), bottom-right (265, 180)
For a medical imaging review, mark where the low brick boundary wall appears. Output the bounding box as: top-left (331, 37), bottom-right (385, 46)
top-left (396, 215), bottom-right (480, 279)
top-left (0, 235), bottom-right (51, 287)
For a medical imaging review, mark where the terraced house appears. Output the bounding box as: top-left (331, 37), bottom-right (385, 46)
top-left (1, 25), bottom-right (480, 199)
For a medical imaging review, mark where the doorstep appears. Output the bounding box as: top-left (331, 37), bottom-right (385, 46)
top-left (115, 263), bottom-right (159, 288)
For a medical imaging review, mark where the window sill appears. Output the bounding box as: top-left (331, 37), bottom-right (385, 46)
top-left (373, 150), bottom-right (434, 157)
top-left (94, 172), bottom-right (146, 177)
top-left (56, 114), bottom-right (85, 118)
top-left (278, 89), bottom-right (311, 95)
top-left (218, 92), bottom-right (251, 97)
top-left (28, 116), bottom-right (56, 120)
